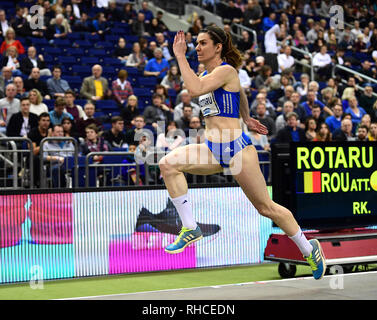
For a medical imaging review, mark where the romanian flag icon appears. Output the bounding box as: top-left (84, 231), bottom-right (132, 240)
top-left (303, 171), bottom-right (322, 193)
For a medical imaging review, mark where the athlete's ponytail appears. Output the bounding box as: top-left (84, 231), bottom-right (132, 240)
top-left (199, 26), bottom-right (243, 70)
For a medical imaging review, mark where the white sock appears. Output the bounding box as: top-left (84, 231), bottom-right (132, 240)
top-left (171, 194), bottom-right (198, 230)
top-left (289, 228), bottom-right (313, 257)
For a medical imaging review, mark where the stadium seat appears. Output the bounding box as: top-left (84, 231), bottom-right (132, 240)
top-left (80, 57), bottom-right (100, 65)
top-left (72, 65), bottom-right (92, 76)
top-left (133, 88), bottom-right (153, 97)
top-left (137, 77), bottom-right (158, 88)
top-left (57, 56), bottom-right (77, 64)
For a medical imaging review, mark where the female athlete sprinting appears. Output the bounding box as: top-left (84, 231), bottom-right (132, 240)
top-left (159, 26), bottom-right (326, 280)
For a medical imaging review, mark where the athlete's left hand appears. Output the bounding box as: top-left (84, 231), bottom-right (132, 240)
top-left (173, 30), bottom-right (187, 59)
top-left (245, 118), bottom-right (269, 135)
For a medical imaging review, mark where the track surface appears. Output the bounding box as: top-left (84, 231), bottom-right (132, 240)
top-left (65, 271), bottom-right (377, 300)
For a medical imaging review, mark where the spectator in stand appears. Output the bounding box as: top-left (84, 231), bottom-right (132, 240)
top-left (125, 115), bottom-right (148, 146)
top-left (277, 85), bottom-right (295, 110)
top-left (104, 0), bottom-right (123, 22)
top-left (0, 83), bottom-right (20, 133)
top-left (325, 103), bottom-right (343, 133)
top-left (356, 125), bottom-right (369, 141)
top-left (47, 66), bottom-right (71, 98)
top-left (103, 116), bottom-right (128, 150)
top-left (49, 10), bottom-right (72, 34)
top-left (156, 121), bottom-right (185, 152)
top-left (345, 96), bottom-right (367, 129)
top-left (173, 89), bottom-right (201, 122)
top-left (24, 68), bottom-right (50, 99)
top-left (262, 12), bottom-right (277, 32)
top-left (243, 0), bottom-right (262, 31)
top-left (27, 112), bottom-right (51, 187)
top-left (294, 73), bottom-right (310, 97)
top-left (148, 18), bottom-right (165, 37)
top-left (175, 105), bottom-right (193, 132)
top-left (359, 85), bottom-right (377, 116)
top-left (1, 47), bottom-right (22, 76)
top-left (139, 1), bottom-right (154, 24)
top-left (132, 12), bottom-right (149, 37)
top-left (76, 102), bottom-right (103, 138)
top-left (29, 89), bottom-right (48, 116)
top-left (62, 117), bottom-right (79, 142)
top-left (161, 65), bottom-right (182, 92)
top-left (43, 124), bottom-right (74, 188)
top-left (6, 97), bottom-right (38, 138)
top-left (277, 45), bottom-right (295, 73)
top-left (143, 93), bottom-right (172, 129)
top-left (126, 42), bottom-right (147, 71)
top-left (143, 40), bottom-right (158, 60)
top-left (156, 10), bottom-right (169, 33)
top-left (238, 65), bottom-right (252, 95)
top-left (247, 127), bottom-right (270, 151)
top-left (121, 2), bottom-right (137, 25)
top-left (315, 122), bottom-right (332, 141)
top-left (73, 12), bottom-right (92, 32)
top-left (237, 30), bottom-right (254, 54)
top-left (250, 92), bottom-right (276, 118)
top-left (144, 48), bottom-right (170, 82)
top-left (64, 90), bottom-right (85, 122)
top-left (264, 23), bottom-right (284, 74)
top-left (312, 45), bottom-right (332, 81)
top-left (155, 84), bottom-right (173, 110)
top-left (112, 69), bottom-right (134, 107)
top-left (0, 9), bottom-right (10, 40)
top-left (185, 116), bottom-right (204, 144)
top-left (300, 89), bottom-right (331, 117)
top-left (354, 34), bottom-right (368, 54)
top-left (275, 112), bottom-right (306, 143)
top-left (20, 46), bottom-right (51, 77)
top-left (369, 122), bottom-right (377, 141)
top-left (223, 0), bottom-right (243, 25)
top-left (46, 14), bottom-right (67, 40)
top-left (0, 67), bottom-right (14, 96)
top-left (304, 116), bottom-right (317, 141)
top-left (188, 18), bottom-right (203, 37)
top-left (332, 118), bottom-right (355, 141)
top-left (121, 95), bottom-right (140, 129)
top-left (156, 32), bottom-right (173, 62)
top-left (253, 103), bottom-right (276, 139)
top-left (14, 76), bottom-right (27, 99)
top-left (0, 27), bottom-right (25, 55)
top-left (80, 64), bottom-right (111, 102)
top-left (113, 37), bottom-right (130, 65)
top-left (275, 100), bottom-right (294, 132)
top-left (254, 65), bottom-right (273, 90)
top-left (290, 91), bottom-right (307, 124)
top-left (311, 104), bottom-right (325, 128)
top-left (49, 97), bottom-right (74, 126)
top-left (91, 12), bottom-right (110, 38)
top-left (359, 113), bottom-right (372, 131)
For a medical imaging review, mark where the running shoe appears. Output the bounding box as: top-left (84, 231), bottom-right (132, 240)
top-left (135, 199), bottom-right (221, 237)
top-left (165, 226), bottom-right (203, 254)
top-left (304, 239), bottom-right (326, 280)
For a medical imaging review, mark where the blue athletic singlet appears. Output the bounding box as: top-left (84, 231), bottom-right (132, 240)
top-left (198, 62), bottom-right (240, 119)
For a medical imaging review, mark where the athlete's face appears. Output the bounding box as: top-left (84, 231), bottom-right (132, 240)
top-left (195, 32), bottom-right (221, 63)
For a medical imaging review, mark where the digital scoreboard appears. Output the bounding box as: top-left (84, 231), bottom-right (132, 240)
top-left (290, 142), bottom-right (377, 229)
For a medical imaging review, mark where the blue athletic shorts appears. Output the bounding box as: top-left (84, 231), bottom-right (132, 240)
top-left (204, 131), bottom-right (252, 168)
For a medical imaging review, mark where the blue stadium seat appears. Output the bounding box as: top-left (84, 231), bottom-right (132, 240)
top-left (43, 47), bottom-right (61, 56)
top-left (90, 49), bottom-right (107, 57)
top-left (57, 56), bottom-right (77, 64)
top-left (74, 40), bottom-right (92, 48)
top-left (95, 100), bottom-right (118, 110)
top-left (133, 88), bottom-right (153, 97)
top-left (53, 39), bottom-right (71, 47)
top-left (80, 56), bottom-right (100, 65)
top-left (31, 37), bottom-right (49, 46)
top-left (72, 65), bottom-right (92, 76)
top-left (66, 48), bottom-right (85, 56)
top-left (137, 77), bottom-right (157, 88)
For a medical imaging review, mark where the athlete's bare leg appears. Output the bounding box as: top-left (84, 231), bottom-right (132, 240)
top-left (159, 143), bottom-right (223, 198)
top-left (229, 145), bottom-right (300, 237)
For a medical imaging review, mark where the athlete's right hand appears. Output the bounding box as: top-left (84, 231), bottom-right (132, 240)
top-left (245, 118), bottom-right (269, 135)
top-left (173, 30), bottom-right (187, 59)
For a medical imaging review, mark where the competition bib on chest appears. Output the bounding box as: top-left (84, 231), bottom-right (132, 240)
top-left (199, 92), bottom-right (220, 117)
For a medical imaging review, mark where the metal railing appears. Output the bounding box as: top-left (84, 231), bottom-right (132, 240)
top-left (333, 64), bottom-right (377, 97)
top-left (231, 22), bottom-right (258, 53)
top-left (39, 137), bottom-right (79, 188)
top-left (0, 135), bottom-right (34, 189)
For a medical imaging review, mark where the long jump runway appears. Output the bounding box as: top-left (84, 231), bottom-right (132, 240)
top-left (68, 271), bottom-right (377, 300)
